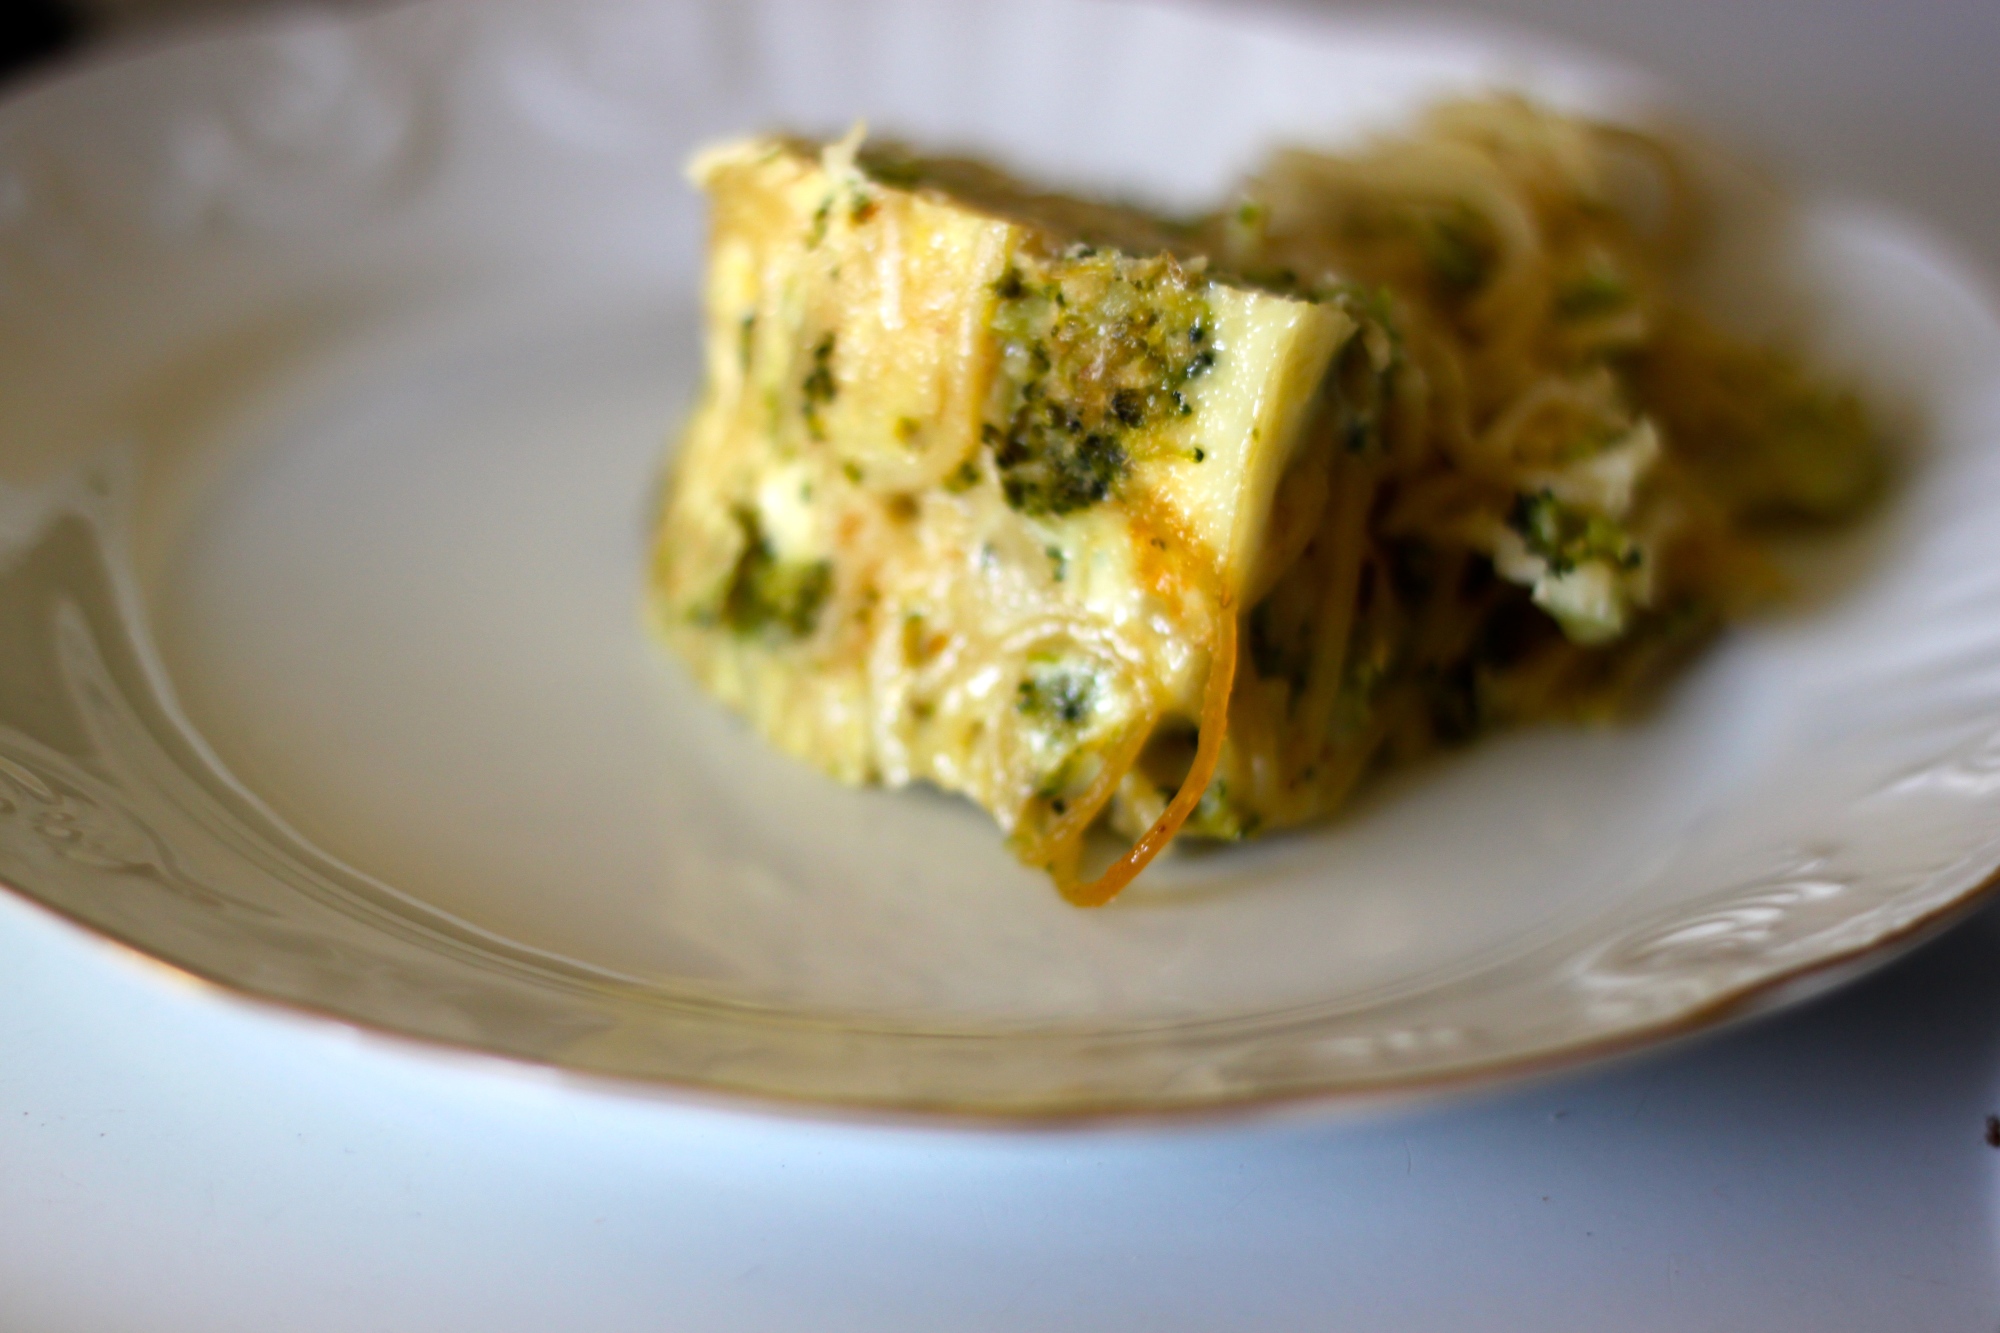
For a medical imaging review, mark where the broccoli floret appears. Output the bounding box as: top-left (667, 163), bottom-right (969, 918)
top-left (983, 251), bottom-right (1214, 517)
top-left (720, 508), bottom-right (833, 639)
top-left (1017, 660), bottom-right (1097, 725)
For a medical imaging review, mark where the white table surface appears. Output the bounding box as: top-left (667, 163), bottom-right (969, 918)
top-left (8, 2), bottom-right (2000, 1328)
top-left (2, 881), bottom-right (1995, 1332)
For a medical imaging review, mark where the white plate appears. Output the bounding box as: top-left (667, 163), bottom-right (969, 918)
top-left (2, 0), bottom-right (1998, 1117)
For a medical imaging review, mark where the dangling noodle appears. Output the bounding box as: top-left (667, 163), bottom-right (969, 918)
top-left (1061, 603), bottom-right (1238, 907)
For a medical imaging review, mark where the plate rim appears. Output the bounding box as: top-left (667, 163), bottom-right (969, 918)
top-left (3, 862), bottom-right (1991, 1127)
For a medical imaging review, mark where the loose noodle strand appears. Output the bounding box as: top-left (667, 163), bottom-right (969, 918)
top-left (1058, 604), bottom-right (1238, 907)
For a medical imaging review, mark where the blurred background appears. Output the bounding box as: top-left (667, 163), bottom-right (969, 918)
top-left (7, 0), bottom-right (2000, 278)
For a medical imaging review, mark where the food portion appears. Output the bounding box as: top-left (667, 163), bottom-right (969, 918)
top-left (653, 129), bottom-right (1343, 901)
top-left (649, 100), bottom-right (1883, 904)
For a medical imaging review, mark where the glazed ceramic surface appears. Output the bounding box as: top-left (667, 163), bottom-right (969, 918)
top-left (3, 0), bottom-right (1998, 1115)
